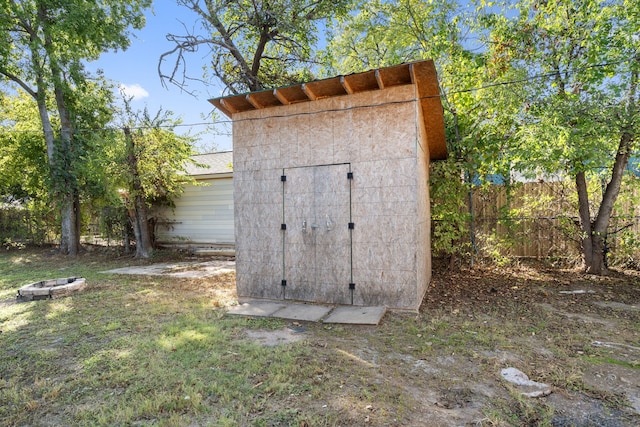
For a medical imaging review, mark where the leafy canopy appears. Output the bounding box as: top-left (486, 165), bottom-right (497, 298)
top-left (162, 0), bottom-right (352, 94)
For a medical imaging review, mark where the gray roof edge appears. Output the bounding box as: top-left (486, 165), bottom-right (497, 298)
top-left (186, 151), bottom-right (233, 176)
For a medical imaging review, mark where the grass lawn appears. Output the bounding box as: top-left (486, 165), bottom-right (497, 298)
top-left (1, 247), bottom-right (639, 426)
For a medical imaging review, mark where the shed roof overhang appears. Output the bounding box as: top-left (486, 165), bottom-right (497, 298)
top-left (209, 60), bottom-right (447, 160)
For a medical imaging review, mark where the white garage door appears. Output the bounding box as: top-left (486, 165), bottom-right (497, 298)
top-left (155, 177), bottom-right (234, 245)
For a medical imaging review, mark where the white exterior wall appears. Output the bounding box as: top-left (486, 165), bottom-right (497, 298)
top-left (154, 176), bottom-right (234, 245)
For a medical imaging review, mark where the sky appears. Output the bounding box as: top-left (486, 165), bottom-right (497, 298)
top-left (85, 3), bottom-right (233, 152)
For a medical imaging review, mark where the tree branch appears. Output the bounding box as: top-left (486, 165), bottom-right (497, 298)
top-left (593, 61), bottom-right (638, 234)
top-left (158, 33), bottom-right (214, 93)
top-left (0, 66), bottom-right (37, 98)
top-left (252, 27), bottom-right (272, 76)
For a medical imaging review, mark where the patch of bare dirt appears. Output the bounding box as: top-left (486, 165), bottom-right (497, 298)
top-left (414, 258), bottom-right (640, 426)
top-left (245, 327), bottom-right (306, 346)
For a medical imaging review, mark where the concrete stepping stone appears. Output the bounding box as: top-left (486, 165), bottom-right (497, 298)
top-left (271, 304), bottom-right (333, 322)
top-left (227, 301), bottom-right (285, 317)
top-left (323, 306), bottom-right (386, 325)
top-left (227, 301), bottom-right (386, 325)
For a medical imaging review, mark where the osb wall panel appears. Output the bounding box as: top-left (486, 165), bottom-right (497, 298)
top-left (233, 85), bottom-right (431, 310)
top-left (415, 102), bottom-right (432, 305)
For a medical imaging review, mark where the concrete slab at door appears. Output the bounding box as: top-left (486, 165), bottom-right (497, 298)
top-left (323, 306), bottom-right (387, 325)
top-left (283, 164), bottom-right (351, 304)
top-left (271, 304), bottom-right (333, 321)
top-left (227, 301), bottom-right (286, 317)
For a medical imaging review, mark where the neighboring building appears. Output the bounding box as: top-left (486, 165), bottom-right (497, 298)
top-left (210, 60), bottom-right (447, 311)
top-left (153, 151), bottom-right (234, 249)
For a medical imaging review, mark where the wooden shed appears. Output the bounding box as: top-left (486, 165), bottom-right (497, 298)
top-left (210, 60), bottom-right (446, 311)
top-left (153, 151), bottom-right (234, 248)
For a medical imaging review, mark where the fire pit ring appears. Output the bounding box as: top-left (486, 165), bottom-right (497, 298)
top-left (17, 277), bottom-right (87, 301)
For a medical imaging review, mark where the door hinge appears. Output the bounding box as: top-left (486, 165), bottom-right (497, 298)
top-left (281, 175), bottom-right (287, 182)
top-left (348, 222), bottom-right (355, 230)
top-left (281, 224), bottom-right (287, 230)
top-left (347, 172), bottom-right (353, 180)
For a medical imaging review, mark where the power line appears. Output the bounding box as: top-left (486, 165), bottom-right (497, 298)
top-left (0, 56), bottom-right (634, 135)
top-left (450, 56), bottom-right (635, 95)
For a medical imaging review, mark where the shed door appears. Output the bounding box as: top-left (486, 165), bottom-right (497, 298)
top-left (282, 164), bottom-right (352, 304)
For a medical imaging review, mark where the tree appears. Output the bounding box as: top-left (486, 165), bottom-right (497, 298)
top-left (0, 78), bottom-right (134, 245)
top-left (325, 0), bottom-right (512, 265)
top-left (0, 91), bottom-right (49, 203)
top-left (159, 0), bottom-right (352, 94)
top-left (325, 0), bottom-right (462, 74)
top-left (0, 0), bottom-right (151, 255)
top-left (0, 90), bottom-right (53, 242)
top-left (484, 0), bottom-right (639, 274)
top-left (111, 98), bottom-right (197, 258)
top-left (328, 0), bottom-right (639, 273)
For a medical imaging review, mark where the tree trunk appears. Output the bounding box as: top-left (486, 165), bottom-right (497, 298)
top-left (133, 192), bottom-right (153, 258)
top-left (59, 193), bottom-right (78, 256)
top-left (587, 130), bottom-right (635, 274)
top-left (36, 97), bottom-right (55, 164)
top-left (575, 171), bottom-right (594, 270)
top-left (75, 193), bottom-right (82, 247)
top-left (54, 134), bottom-right (80, 256)
top-left (578, 63), bottom-right (637, 275)
top-left (123, 127), bottom-right (153, 258)
top-left (576, 133), bottom-right (635, 275)
top-left (587, 233), bottom-right (607, 274)
top-left (34, 74), bottom-right (79, 256)
top-left (125, 204), bottom-right (143, 256)
top-left (123, 216), bottom-right (132, 254)
top-left (41, 3), bottom-right (80, 256)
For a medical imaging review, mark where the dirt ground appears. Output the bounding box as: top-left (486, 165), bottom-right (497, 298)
top-left (242, 258), bottom-right (640, 426)
top-left (408, 259), bottom-right (640, 426)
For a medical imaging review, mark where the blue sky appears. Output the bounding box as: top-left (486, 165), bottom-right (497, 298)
top-left (86, 3), bottom-right (233, 152)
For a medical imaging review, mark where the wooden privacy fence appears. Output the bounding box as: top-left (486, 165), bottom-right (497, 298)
top-left (470, 181), bottom-right (640, 261)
